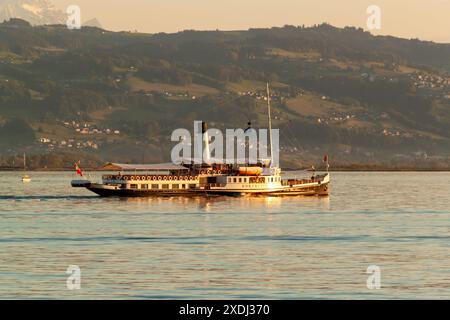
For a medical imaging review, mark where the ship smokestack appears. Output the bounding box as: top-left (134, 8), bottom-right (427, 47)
top-left (202, 122), bottom-right (211, 164)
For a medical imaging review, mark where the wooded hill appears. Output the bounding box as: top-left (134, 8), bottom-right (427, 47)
top-left (1, 19), bottom-right (450, 169)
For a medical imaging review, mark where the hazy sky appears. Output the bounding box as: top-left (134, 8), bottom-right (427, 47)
top-left (53, 0), bottom-right (450, 42)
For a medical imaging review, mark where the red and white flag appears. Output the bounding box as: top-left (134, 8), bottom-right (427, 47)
top-left (75, 163), bottom-right (83, 177)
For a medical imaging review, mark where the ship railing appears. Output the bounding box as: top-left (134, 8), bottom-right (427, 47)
top-left (282, 178), bottom-right (322, 186)
top-left (102, 174), bottom-right (199, 182)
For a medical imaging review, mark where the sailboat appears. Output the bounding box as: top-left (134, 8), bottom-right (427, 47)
top-left (21, 153), bottom-right (31, 183)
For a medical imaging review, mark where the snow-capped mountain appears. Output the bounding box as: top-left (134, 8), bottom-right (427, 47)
top-left (0, 0), bottom-right (66, 25)
top-left (84, 18), bottom-right (102, 29)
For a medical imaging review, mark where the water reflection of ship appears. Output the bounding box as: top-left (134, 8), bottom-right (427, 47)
top-left (71, 84), bottom-right (330, 197)
top-left (120, 195), bottom-right (330, 212)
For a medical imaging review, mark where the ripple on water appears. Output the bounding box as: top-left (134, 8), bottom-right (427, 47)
top-left (1, 171), bottom-right (450, 299)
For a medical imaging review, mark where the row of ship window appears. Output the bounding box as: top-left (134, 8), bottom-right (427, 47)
top-left (126, 177), bottom-right (281, 189)
top-left (228, 177), bottom-right (281, 183)
top-left (128, 184), bottom-right (197, 190)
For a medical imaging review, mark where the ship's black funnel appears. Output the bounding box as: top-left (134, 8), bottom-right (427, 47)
top-left (202, 122), bottom-right (208, 134)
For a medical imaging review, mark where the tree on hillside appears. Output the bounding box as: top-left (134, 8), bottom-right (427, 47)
top-left (0, 118), bottom-right (35, 146)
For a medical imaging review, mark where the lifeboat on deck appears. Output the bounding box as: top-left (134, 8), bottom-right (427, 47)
top-left (238, 167), bottom-right (263, 176)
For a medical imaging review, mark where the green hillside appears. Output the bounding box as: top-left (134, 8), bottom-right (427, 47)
top-left (1, 18), bottom-right (450, 169)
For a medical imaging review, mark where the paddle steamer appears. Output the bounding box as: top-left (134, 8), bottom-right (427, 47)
top-left (72, 85), bottom-right (330, 197)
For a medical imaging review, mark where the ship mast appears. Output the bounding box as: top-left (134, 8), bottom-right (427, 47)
top-left (266, 83), bottom-right (274, 166)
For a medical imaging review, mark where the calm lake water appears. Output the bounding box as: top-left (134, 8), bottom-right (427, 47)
top-left (0, 171), bottom-right (449, 299)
